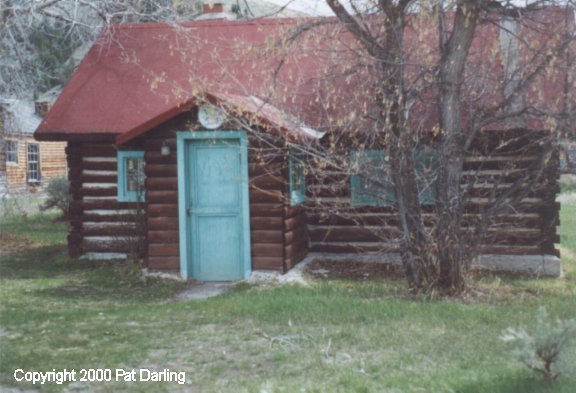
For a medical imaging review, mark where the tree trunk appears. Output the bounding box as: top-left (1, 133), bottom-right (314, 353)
top-left (436, 2), bottom-right (481, 294)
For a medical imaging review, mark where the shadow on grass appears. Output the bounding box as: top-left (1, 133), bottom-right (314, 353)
top-left (455, 373), bottom-right (576, 393)
top-left (0, 245), bottom-right (95, 279)
top-left (1, 245), bottom-right (186, 304)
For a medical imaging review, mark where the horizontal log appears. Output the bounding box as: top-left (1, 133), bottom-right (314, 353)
top-left (80, 227), bottom-right (145, 237)
top-left (81, 200), bottom-right (141, 210)
top-left (285, 225), bottom-right (308, 245)
top-left (145, 164), bottom-right (177, 178)
top-left (248, 154), bottom-right (284, 165)
top-left (463, 158), bottom-right (536, 171)
top-left (465, 199), bottom-right (557, 214)
top-left (308, 213), bottom-right (401, 227)
top-left (249, 163), bottom-right (282, 176)
top-left (147, 257), bottom-right (180, 270)
top-left (83, 213), bottom-right (139, 223)
top-left (479, 245), bottom-right (542, 255)
top-left (147, 190), bottom-right (178, 204)
top-left (251, 257), bottom-right (284, 270)
top-left (462, 186), bottom-right (545, 199)
top-left (251, 243), bottom-right (283, 258)
top-left (284, 213), bottom-right (307, 232)
top-left (250, 217), bottom-right (282, 230)
top-left (148, 244), bottom-right (179, 257)
top-left (78, 188), bottom-right (117, 197)
top-left (310, 242), bottom-right (399, 254)
top-left (146, 177), bottom-right (178, 191)
top-left (147, 230), bottom-right (179, 243)
top-left (284, 237), bottom-right (308, 259)
top-left (147, 204), bottom-right (179, 217)
top-left (147, 217), bottom-right (179, 231)
top-left (81, 174), bottom-right (117, 184)
top-left (249, 188), bottom-right (283, 203)
top-left (250, 230), bottom-right (283, 244)
top-left (482, 231), bottom-right (543, 245)
top-left (250, 203), bottom-right (283, 217)
top-left (309, 212), bottom-right (542, 227)
top-left (250, 174), bottom-right (285, 190)
top-left (309, 226), bottom-right (401, 243)
top-left (82, 160), bottom-right (117, 171)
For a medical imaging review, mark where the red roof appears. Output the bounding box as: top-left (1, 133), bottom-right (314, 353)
top-left (35, 9), bottom-right (574, 142)
top-left (35, 18), bottom-right (344, 141)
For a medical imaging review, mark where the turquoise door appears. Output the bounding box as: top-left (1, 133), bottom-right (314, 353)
top-left (177, 132), bottom-right (251, 281)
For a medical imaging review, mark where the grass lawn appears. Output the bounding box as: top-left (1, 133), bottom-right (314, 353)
top-left (1, 207), bottom-right (575, 393)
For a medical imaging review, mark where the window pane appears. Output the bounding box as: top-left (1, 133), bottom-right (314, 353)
top-left (350, 150), bottom-right (395, 206)
top-left (27, 144), bottom-right (40, 182)
top-left (289, 150), bottom-right (306, 205)
top-left (117, 151), bottom-right (145, 202)
top-left (125, 158), bottom-right (144, 192)
top-left (414, 146), bottom-right (438, 205)
top-left (6, 140), bottom-right (18, 163)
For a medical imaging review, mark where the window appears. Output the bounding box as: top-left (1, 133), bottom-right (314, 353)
top-left (5, 140), bottom-right (18, 163)
top-left (414, 146), bottom-right (438, 205)
top-left (350, 148), bottom-right (438, 207)
top-left (27, 143), bottom-right (40, 183)
top-left (350, 150), bottom-right (395, 206)
top-left (117, 151), bottom-right (145, 202)
top-left (289, 149), bottom-right (306, 205)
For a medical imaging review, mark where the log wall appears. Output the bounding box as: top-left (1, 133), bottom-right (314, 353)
top-left (138, 116), bottom-right (309, 273)
top-left (67, 142), bottom-right (145, 258)
top-left (308, 129), bottom-right (560, 257)
top-left (143, 128), bottom-right (179, 271)
top-left (248, 135), bottom-right (291, 271)
top-left (284, 205), bottom-right (308, 270)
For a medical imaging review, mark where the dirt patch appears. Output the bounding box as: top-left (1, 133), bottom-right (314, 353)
top-left (0, 233), bottom-right (35, 257)
top-left (306, 259), bottom-right (405, 281)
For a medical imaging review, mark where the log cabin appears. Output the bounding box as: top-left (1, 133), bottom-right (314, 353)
top-left (34, 9), bottom-right (572, 279)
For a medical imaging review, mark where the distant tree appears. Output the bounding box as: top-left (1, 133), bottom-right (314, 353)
top-left (0, 0), bottom-right (202, 97)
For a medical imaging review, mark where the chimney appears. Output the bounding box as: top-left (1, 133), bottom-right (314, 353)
top-left (203, 3), bottom-right (225, 14)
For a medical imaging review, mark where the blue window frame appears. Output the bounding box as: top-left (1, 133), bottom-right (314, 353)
top-left (350, 150), bottom-right (395, 206)
top-left (350, 147), bottom-right (438, 206)
top-left (289, 149), bottom-right (306, 205)
top-left (117, 151), bottom-right (145, 202)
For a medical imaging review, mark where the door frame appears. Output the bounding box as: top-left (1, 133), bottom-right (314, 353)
top-left (177, 131), bottom-right (251, 280)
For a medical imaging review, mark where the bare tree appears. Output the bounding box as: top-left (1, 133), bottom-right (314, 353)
top-left (318, 0), bottom-right (574, 294)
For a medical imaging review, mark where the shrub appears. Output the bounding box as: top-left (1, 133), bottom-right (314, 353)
top-left (40, 177), bottom-right (71, 217)
top-left (500, 307), bottom-right (576, 383)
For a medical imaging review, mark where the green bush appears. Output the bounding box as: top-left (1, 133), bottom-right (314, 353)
top-left (40, 177), bottom-right (71, 217)
top-left (500, 307), bottom-right (576, 383)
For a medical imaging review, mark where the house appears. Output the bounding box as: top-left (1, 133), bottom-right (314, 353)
top-left (1, 98), bottom-right (67, 196)
top-left (35, 9), bottom-right (572, 279)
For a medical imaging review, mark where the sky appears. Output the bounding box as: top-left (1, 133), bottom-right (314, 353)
top-left (263, 0), bottom-right (337, 15)
top-left (263, 0), bottom-right (561, 16)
